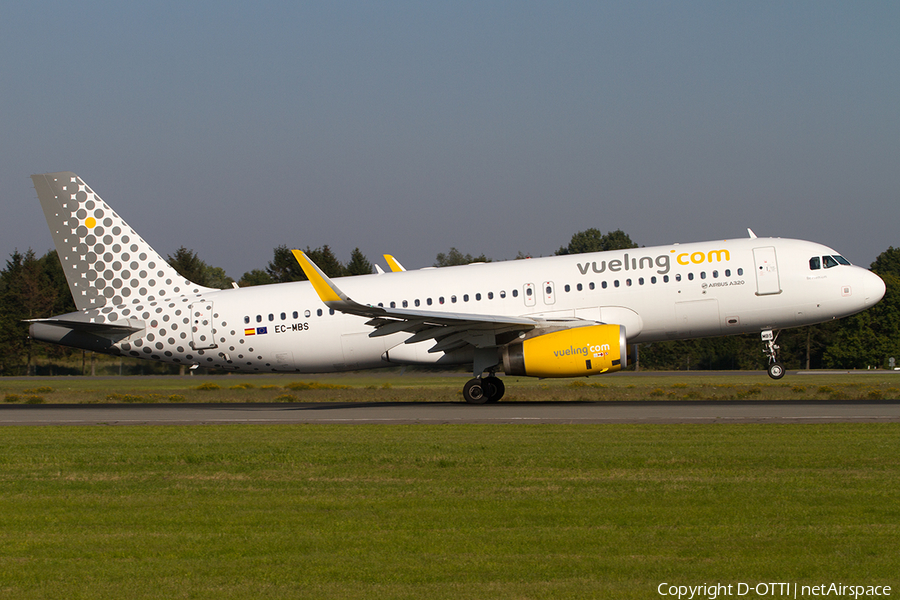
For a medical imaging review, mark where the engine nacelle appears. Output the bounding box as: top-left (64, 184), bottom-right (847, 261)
top-left (502, 324), bottom-right (626, 378)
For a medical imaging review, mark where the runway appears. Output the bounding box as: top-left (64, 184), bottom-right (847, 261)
top-left (2, 399), bottom-right (900, 425)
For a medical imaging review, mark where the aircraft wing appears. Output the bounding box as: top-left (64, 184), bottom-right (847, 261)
top-left (292, 250), bottom-right (587, 353)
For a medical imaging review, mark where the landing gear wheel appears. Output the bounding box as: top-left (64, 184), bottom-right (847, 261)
top-left (463, 378), bottom-right (489, 404)
top-left (761, 330), bottom-right (785, 380)
top-left (482, 376), bottom-right (505, 403)
top-left (767, 362), bottom-right (785, 380)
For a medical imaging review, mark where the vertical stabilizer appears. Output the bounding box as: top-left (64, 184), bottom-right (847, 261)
top-left (31, 172), bottom-right (215, 311)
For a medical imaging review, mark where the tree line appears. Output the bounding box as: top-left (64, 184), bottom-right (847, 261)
top-left (2, 230), bottom-right (898, 375)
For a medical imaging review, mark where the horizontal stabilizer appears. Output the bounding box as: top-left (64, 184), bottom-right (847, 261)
top-left (28, 313), bottom-right (145, 352)
top-left (27, 316), bottom-right (145, 336)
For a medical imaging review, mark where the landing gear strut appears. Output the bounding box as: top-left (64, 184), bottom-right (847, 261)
top-left (761, 329), bottom-right (785, 380)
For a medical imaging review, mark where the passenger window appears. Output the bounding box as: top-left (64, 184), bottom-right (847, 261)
top-left (244, 316), bottom-right (250, 324)
top-left (476, 293), bottom-right (482, 301)
top-left (427, 298), bottom-right (433, 305)
top-left (280, 312), bottom-right (286, 320)
top-left (256, 315), bottom-right (262, 323)
top-left (526, 288), bottom-right (533, 296)
top-left (439, 297), bottom-right (445, 304)
top-left (688, 273), bottom-right (694, 281)
top-left (589, 282), bottom-right (595, 290)
top-left (316, 309), bottom-right (322, 317)
top-left (451, 295), bottom-right (457, 303)
top-left (700, 272), bottom-right (706, 280)
top-left (305, 310), bottom-right (311, 317)
top-left (809, 257), bottom-right (821, 270)
top-left (651, 276), bottom-right (657, 284)
top-left (415, 299), bottom-right (420, 307)
top-left (576, 283), bottom-right (583, 291)
top-left (512, 289), bottom-right (518, 298)
top-left (463, 294), bottom-right (469, 302)
top-left (639, 277), bottom-right (645, 285)
top-left (614, 280), bottom-right (620, 288)
top-left (675, 274), bottom-right (682, 282)
top-left (725, 270), bottom-right (731, 277)
top-left (293, 311), bottom-right (299, 319)
top-left (737, 268), bottom-right (743, 276)
top-left (602, 281), bottom-right (608, 289)
top-left (402, 300), bottom-right (408, 308)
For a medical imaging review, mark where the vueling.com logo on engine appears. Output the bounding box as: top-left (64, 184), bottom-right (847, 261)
top-left (553, 344), bottom-right (610, 358)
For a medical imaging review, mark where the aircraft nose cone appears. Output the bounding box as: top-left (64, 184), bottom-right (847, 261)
top-left (865, 270), bottom-right (886, 307)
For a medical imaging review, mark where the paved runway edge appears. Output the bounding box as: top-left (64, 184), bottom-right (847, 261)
top-left (2, 400), bottom-right (900, 426)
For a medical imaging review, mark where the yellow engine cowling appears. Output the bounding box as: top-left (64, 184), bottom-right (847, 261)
top-left (502, 324), bottom-right (626, 378)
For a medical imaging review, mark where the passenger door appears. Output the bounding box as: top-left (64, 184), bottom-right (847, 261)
top-left (752, 247), bottom-right (781, 296)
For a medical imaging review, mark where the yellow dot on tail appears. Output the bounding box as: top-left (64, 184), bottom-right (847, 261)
top-left (85, 217), bottom-right (96, 228)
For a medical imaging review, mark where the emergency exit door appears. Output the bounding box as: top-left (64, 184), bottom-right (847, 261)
top-left (189, 301), bottom-right (217, 350)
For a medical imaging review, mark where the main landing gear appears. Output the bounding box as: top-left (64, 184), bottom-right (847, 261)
top-left (761, 329), bottom-right (785, 380)
top-left (463, 374), bottom-right (505, 404)
top-left (462, 348), bottom-right (507, 404)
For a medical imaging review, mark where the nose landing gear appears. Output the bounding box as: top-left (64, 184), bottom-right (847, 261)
top-left (762, 329), bottom-right (785, 379)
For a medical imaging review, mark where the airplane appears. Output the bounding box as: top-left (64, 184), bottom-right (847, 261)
top-left (28, 172), bottom-right (886, 403)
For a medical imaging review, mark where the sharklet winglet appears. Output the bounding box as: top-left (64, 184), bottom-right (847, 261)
top-left (291, 249), bottom-right (373, 315)
top-left (290, 249), bottom-right (345, 303)
top-left (383, 254), bottom-right (406, 272)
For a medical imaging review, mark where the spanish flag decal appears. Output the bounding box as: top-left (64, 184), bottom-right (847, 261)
top-left (244, 328), bottom-right (256, 336)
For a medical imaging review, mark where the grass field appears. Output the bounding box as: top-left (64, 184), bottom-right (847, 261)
top-left (2, 370), bottom-right (900, 404)
top-left (0, 423), bottom-right (897, 599)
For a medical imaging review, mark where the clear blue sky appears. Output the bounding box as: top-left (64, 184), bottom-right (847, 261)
top-left (4, 1), bottom-right (898, 277)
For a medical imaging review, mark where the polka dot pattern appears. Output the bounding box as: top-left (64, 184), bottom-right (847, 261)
top-left (33, 172), bottom-right (290, 374)
top-left (37, 173), bottom-right (213, 317)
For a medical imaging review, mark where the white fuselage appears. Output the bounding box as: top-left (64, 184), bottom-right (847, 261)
top-left (98, 237), bottom-right (881, 374)
top-left (29, 172), bottom-right (886, 381)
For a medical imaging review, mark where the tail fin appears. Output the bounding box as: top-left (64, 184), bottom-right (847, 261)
top-left (31, 172), bottom-right (215, 311)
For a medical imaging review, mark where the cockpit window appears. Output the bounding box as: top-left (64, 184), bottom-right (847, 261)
top-left (823, 255), bottom-right (839, 269)
top-left (809, 257), bottom-right (821, 270)
top-left (834, 255), bottom-right (851, 266)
